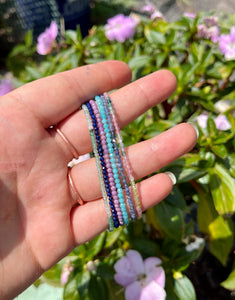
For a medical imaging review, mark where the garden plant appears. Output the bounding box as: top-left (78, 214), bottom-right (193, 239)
top-left (1, 2), bottom-right (235, 299)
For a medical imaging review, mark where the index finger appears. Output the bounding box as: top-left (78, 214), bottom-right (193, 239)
top-left (7, 61), bottom-right (131, 128)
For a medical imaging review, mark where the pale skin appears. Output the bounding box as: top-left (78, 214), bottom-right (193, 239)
top-left (0, 61), bottom-right (197, 299)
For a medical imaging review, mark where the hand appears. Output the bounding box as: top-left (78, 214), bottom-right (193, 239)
top-left (0, 61), bottom-right (197, 299)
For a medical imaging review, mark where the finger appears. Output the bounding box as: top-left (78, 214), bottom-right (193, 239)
top-left (71, 172), bottom-right (173, 245)
top-left (56, 69), bottom-right (177, 156)
top-left (70, 123), bottom-right (197, 201)
top-left (7, 61), bottom-right (131, 128)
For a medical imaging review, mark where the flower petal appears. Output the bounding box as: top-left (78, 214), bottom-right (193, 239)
top-left (196, 114), bottom-right (208, 128)
top-left (144, 258), bottom-right (165, 288)
top-left (49, 21), bottom-right (58, 39)
top-left (125, 281), bottom-right (142, 300)
top-left (140, 281), bottom-right (166, 300)
top-left (126, 250), bottom-right (145, 274)
top-left (214, 115), bottom-right (232, 131)
top-left (114, 256), bottom-right (137, 286)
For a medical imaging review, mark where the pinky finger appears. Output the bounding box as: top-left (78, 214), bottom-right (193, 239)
top-left (71, 172), bottom-right (174, 245)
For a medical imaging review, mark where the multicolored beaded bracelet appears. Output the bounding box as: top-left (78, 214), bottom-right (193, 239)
top-left (100, 95), bottom-right (137, 222)
top-left (82, 93), bottom-right (142, 231)
top-left (95, 95), bottom-right (129, 226)
top-left (104, 92), bottom-right (142, 219)
top-left (90, 100), bottom-right (124, 226)
top-left (82, 103), bottom-right (115, 231)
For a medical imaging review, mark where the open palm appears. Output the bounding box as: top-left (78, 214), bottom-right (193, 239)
top-left (0, 61), bottom-right (197, 299)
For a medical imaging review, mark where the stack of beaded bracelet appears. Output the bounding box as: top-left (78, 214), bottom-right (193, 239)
top-left (82, 93), bottom-right (142, 231)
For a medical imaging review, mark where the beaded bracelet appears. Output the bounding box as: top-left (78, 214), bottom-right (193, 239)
top-left (95, 95), bottom-right (129, 226)
top-left (82, 104), bottom-right (115, 231)
top-left (90, 100), bottom-right (124, 226)
top-left (82, 93), bottom-right (142, 231)
top-left (100, 95), bottom-right (137, 222)
top-left (103, 92), bottom-right (142, 219)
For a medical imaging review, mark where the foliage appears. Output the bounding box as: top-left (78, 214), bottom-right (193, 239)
top-left (4, 7), bottom-right (235, 300)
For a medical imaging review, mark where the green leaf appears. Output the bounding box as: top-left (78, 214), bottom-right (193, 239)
top-left (25, 66), bottom-right (42, 80)
top-left (88, 276), bottom-right (109, 300)
top-left (144, 120), bottom-right (172, 139)
top-left (174, 275), bottom-right (196, 300)
top-left (211, 144), bottom-right (228, 159)
top-left (208, 216), bottom-right (233, 266)
top-left (165, 275), bottom-right (178, 300)
top-left (154, 201), bottom-right (184, 241)
top-left (210, 164), bottom-right (235, 214)
top-left (96, 262), bottom-right (114, 279)
top-left (77, 271), bottom-right (90, 297)
top-left (85, 232), bottom-right (106, 261)
top-left (197, 188), bottom-right (218, 235)
top-left (104, 228), bottom-right (123, 248)
top-left (165, 186), bottom-right (186, 209)
top-left (63, 276), bottom-right (80, 300)
top-left (114, 43), bottom-right (125, 60)
top-left (145, 29), bottom-right (166, 44)
top-left (128, 55), bottom-right (151, 70)
top-left (53, 59), bottom-right (72, 73)
top-left (166, 166), bottom-right (207, 183)
top-left (156, 52), bottom-right (167, 68)
top-left (207, 116), bottom-right (218, 137)
top-left (131, 237), bottom-right (160, 257)
top-left (221, 268), bottom-right (235, 290)
top-left (25, 30), bottom-right (33, 47)
top-left (227, 154), bottom-right (235, 177)
top-left (76, 26), bottom-right (83, 44)
top-left (65, 30), bottom-right (78, 45)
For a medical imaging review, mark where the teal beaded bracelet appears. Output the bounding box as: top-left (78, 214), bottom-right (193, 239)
top-left (104, 92), bottom-right (142, 219)
top-left (95, 95), bottom-right (129, 226)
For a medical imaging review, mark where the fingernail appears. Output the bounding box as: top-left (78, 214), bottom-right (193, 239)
top-left (187, 122), bottom-right (199, 139)
top-left (165, 171), bottom-right (177, 185)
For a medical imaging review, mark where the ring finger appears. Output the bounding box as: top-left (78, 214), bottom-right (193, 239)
top-left (70, 123), bottom-right (197, 202)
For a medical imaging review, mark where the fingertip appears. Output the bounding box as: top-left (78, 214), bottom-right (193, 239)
top-left (181, 122), bottom-right (198, 147)
top-left (158, 69), bottom-right (177, 95)
top-left (186, 122), bottom-right (199, 139)
top-left (140, 173), bottom-right (173, 211)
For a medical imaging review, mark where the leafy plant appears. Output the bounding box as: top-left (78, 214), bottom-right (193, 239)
top-left (4, 6), bottom-right (235, 300)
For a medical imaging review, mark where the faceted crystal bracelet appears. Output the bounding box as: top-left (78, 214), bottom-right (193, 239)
top-left (100, 95), bottom-right (137, 222)
top-left (95, 95), bottom-right (129, 226)
top-left (90, 100), bottom-right (124, 226)
top-left (82, 104), bottom-right (115, 231)
top-left (85, 102), bottom-right (120, 229)
top-left (103, 92), bottom-right (142, 218)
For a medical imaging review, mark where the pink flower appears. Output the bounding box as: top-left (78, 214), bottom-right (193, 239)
top-left (142, 4), bottom-right (155, 13)
top-left (114, 250), bottom-right (166, 300)
top-left (150, 10), bottom-right (164, 20)
top-left (219, 26), bottom-right (235, 60)
top-left (37, 21), bottom-right (58, 55)
top-left (196, 114), bottom-right (208, 128)
top-left (183, 12), bottom-right (196, 19)
top-left (196, 114), bottom-right (231, 131)
top-left (60, 259), bottom-right (73, 285)
top-left (214, 115), bottom-right (232, 131)
top-left (105, 14), bottom-right (137, 42)
top-left (0, 79), bottom-right (14, 96)
top-left (197, 16), bottom-right (220, 42)
top-left (141, 3), bottom-right (163, 20)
